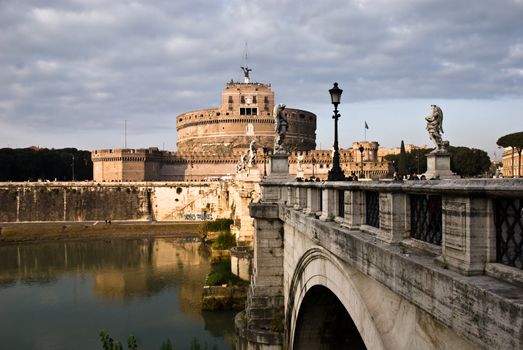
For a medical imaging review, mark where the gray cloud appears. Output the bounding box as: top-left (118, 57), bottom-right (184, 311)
top-left (0, 0), bottom-right (522, 150)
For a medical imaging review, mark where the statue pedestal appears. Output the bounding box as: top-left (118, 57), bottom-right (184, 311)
top-left (424, 152), bottom-right (457, 180)
top-left (269, 152), bottom-right (292, 179)
top-left (263, 152), bottom-right (292, 202)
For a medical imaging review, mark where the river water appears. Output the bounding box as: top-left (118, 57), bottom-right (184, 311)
top-left (0, 238), bottom-right (236, 349)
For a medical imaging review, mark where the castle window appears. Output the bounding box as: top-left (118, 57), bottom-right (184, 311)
top-left (241, 96), bottom-right (245, 104)
top-left (216, 112), bottom-right (220, 116)
top-left (264, 96), bottom-right (269, 103)
top-left (240, 108), bottom-right (257, 116)
top-left (252, 96), bottom-right (257, 103)
top-left (228, 96), bottom-right (233, 103)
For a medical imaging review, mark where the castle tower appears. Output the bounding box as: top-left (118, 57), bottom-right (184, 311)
top-left (176, 68), bottom-right (316, 155)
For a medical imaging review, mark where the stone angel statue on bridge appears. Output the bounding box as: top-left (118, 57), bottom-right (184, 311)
top-left (425, 104), bottom-right (449, 153)
top-left (248, 140), bottom-right (257, 167)
top-left (273, 103), bottom-right (288, 153)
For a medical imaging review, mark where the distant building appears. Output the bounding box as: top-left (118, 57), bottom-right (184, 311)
top-left (501, 147), bottom-right (522, 177)
top-left (377, 143), bottom-right (431, 160)
top-left (92, 68), bottom-right (393, 181)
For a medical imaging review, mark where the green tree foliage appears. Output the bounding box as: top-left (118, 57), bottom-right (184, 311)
top-left (0, 147), bottom-right (92, 181)
top-left (211, 231), bottom-right (236, 250)
top-left (385, 148), bottom-right (431, 176)
top-left (386, 145), bottom-right (490, 177)
top-left (448, 146), bottom-right (491, 177)
top-left (398, 140), bottom-right (408, 176)
top-left (497, 131), bottom-right (523, 177)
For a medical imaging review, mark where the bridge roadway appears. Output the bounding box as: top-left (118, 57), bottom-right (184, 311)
top-left (236, 179), bottom-right (523, 350)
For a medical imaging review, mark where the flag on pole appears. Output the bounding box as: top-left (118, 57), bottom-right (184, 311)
top-left (365, 121), bottom-right (369, 129)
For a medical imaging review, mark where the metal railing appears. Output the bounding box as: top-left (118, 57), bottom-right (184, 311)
top-left (410, 194), bottom-right (442, 246)
top-left (338, 190), bottom-right (345, 218)
top-left (365, 191), bottom-right (379, 228)
top-left (495, 197), bottom-right (523, 270)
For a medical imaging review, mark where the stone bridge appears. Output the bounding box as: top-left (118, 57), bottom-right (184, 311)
top-left (236, 179), bottom-right (523, 349)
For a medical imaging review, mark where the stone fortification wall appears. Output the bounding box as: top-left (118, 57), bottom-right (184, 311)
top-left (176, 109), bottom-right (316, 154)
top-left (288, 147), bottom-right (392, 180)
top-left (91, 148), bottom-right (164, 182)
top-left (0, 182), bottom-right (233, 223)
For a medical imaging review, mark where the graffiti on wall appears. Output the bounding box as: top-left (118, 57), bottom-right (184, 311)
top-left (182, 213), bottom-right (214, 220)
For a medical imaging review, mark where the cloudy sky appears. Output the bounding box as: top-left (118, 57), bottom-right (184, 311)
top-left (1, 0), bottom-right (522, 159)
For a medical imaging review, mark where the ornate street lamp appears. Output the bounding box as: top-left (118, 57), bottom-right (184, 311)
top-left (327, 82), bottom-right (346, 181)
top-left (358, 144), bottom-right (365, 178)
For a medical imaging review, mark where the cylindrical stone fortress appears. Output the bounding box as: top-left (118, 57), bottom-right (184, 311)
top-left (176, 82), bottom-right (316, 153)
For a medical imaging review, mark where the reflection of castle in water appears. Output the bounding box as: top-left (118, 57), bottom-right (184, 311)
top-left (0, 239), bottom-right (211, 321)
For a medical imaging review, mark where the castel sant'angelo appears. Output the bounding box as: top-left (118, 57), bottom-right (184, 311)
top-left (91, 67), bottom-right (392, 181)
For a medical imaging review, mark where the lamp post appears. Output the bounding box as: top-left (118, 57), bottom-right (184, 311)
top-left (327, 82), bottom-right (346, 181)
top-left (358, 144), bottom-right (364, 178)
top-left (312, 156), bottom-right (316, 179)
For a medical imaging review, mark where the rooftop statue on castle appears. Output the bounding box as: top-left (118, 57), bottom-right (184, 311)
top-left (273, 103), bottom-right (288, 153)
top-left (248, 140), bottom-right (257, 167)
top-left (241, 66), bottom-right (252, 83)
top-left (425, 104), bottom-right (449, 153)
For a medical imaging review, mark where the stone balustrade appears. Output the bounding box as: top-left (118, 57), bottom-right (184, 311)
top-left (262, 179), bottom-right (523, 280)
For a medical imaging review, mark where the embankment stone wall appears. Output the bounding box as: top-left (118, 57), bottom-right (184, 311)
top-left (0, 182), bottom-right (232, 223)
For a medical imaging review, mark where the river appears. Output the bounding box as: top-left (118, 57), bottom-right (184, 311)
top-left (0, 238), bottom-right (236, 349)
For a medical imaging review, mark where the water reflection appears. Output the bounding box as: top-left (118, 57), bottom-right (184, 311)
top-left (0, 238), bottom-right (234, 350)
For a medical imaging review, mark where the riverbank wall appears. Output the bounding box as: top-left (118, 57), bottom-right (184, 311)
top-left (0, 182), bottom-right (232, 223)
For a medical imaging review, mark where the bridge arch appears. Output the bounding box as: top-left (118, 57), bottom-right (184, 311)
top-left (285, 246), bottom-right (385, 350)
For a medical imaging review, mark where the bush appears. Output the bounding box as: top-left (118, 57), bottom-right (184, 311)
top-left (205, 218), bottom-right (233, 232)
top-left (205, 259), bottom-right (246, 286)
top-left (211, 231), bottom-right (236, 250)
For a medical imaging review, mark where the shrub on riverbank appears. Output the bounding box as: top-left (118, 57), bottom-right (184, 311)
top-left (205, 258), bottom-right (246, 286)
top-left (198, 218), bottom-right (233, 241)
top-left (211, 231), bottom-right (236, 250)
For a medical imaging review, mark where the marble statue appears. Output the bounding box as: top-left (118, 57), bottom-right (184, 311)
top-left (425, 104), bottom-right (449, 152)
top-left (241, 66), bottom-right (252, 83)
top-left (273, 103), bottom-right (288, 152)
top-left (248, 140), bottom-right (257, 167)
top-left (296, 153), bottom-right (304, 171)
top-left (237, 153), bottom-right (247, 172)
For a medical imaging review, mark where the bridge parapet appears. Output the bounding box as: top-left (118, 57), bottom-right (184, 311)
top-left (238, 178), bottom-right (523, 349)
top-left (263, 179), bottom-right (523, 279)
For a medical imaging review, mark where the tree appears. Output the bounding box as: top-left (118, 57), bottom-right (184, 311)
top-left (448, 146), bottom-right (491, 177)
top-left (0, 147), bottom-right (93, 181)
top-left (497, 131), bottom-right (523, 177)
top-left (384, 146), bottom-right (430, 176)
top-left (398, 140), bottom-right (408, 176)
